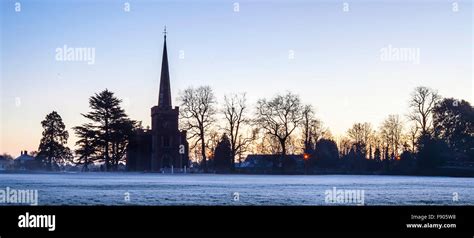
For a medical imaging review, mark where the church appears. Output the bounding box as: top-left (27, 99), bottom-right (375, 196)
top-left (126, 29), bottom-right (189, 172)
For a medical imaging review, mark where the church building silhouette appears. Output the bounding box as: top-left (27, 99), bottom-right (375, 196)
top-left (126, 28), bottom-right (189, 172)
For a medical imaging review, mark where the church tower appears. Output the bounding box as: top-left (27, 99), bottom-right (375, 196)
top-left (126, 27), bottom-right (189, 172)
top-left (150, 27), bottom-right (189, 171)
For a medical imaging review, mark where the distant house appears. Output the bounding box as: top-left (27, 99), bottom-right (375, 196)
top-left (0, 155), bottom-right (13, 171)
top-left (14, 151), bottom-right (42, 170)
top-left (238, 154), bottom-right (305, 174)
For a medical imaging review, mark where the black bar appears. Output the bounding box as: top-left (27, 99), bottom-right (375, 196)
top-left (0, 206), bottom-right (473, 233)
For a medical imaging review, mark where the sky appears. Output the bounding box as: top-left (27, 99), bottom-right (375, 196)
top-left (1, 0), bottom-right (472, 157)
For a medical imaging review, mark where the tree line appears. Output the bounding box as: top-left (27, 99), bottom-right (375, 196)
top-left (180, 85), bottom-right (473, 174)
top-left (34, 90), bottom-right (136, 171)
top-left (29, 85), bottom-right (473, 174)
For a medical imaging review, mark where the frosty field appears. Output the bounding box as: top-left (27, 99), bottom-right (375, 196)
top-left (0, 173), bottom-right (473, 205)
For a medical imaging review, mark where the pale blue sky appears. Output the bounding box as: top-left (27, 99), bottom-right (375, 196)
top-left (1, 0), bottom-right (472, 156)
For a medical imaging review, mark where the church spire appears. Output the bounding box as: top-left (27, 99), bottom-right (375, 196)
top-left (158, 26), bottom-right (172, 109)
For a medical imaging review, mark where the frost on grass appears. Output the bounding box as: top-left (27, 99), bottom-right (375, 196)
top-left (0, 173), bottom-right (472, 206)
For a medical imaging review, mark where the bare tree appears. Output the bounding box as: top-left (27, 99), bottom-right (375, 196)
top-left (254, 132), bottom-right (282, 155)
top-left (206, 129), bottom-right (221, 160)
top-left (234, 128), bottom-right (258, 164)
top-left (380, 115), bottom-right (404, 158)
top-left (338, 136), bottom-right (352, 157)
top-left (408, 86), bottom-right (441, 135)
top-left (179, 86), bottom-right (217, 172)
top-left (301, 105), bottom-right (329, 153)
top-left (286, 135), bottom-right (301, 154)
top-left (222, 93), bottom-right (255, 171)
top-left (408, 123), bottom-right (419, 153)
top-left (254, 92), bottom-right (304, 156)
top-left (368, 132), bottom-right (382, 160)
top-left (301, 105), bottom-right (315, 150)
top-left (347, 122), bottom-right (373, 145)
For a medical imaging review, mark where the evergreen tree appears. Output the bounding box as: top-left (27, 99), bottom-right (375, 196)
top-left (109, 117), bottom-right (136, 170)
top-left (433, 98), bottom-right (474, 161)
top-left (38, 111), bottom-right (72, 170)
top-left (417, 134), bottom-right (450, 170)
top-left (80, 89), bottom-right (136, 171)
top-left (313, 138), bottom-right (339, 168)
top-left (213, 134), bottom-right (232, 172)
top-left (73, 124), bottom-right (97, 171)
